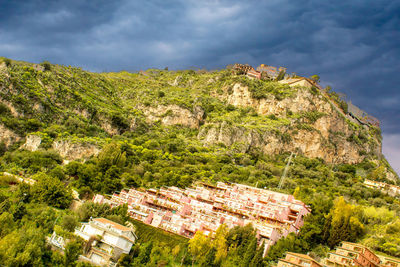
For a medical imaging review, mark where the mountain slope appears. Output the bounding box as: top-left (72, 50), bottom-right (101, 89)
top-left (0, 58), bottom-right (388, 167)
top-left (1, 57), bottom-right (400, 261)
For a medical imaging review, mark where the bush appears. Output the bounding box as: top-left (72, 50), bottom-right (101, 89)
top-left (0, 141), bottom-right (6, 157)
top-left (340, 101), bottom-right (348, 113)
top-left (0, 103), bottom-right (11, 115)
top-left (111, 113), bottom-right (130, 131)
top-left (310, 86), bottom-right (318, 95)
top-left (3, 58), bottom-right (11, 67)
top-left (40, 61), bottom-right (51, 71)
top-left (31, 173), bottom-right (72, 209)
top-left (268, 114), bottom-right (278, 120)
top-left (303, 111), bottom-right (325, 123)
top-left (158, 91), bottom-right (165, 97)
top-left (61, 215), bottom-right (79, 232)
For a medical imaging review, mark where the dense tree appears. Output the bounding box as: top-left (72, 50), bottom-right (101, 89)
top-left (64, 239), bottom-right (83, 267)
top-left (323, 197), bottom-right (365, 248)
top-left (62, 214), bottom-right (79, 232)
top-left (0, 225), bottom-right (47, 266)
top-left (31, 173), bottom-right (72, 209)
top-left (213, 224), bottom-right (228, 263)
top-left (189, 231), bottom-right (210, 265)
top-left (135, 242), bottom-right (153, 265)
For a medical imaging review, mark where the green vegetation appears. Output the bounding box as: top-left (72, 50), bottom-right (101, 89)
top-left (0, 59), bottom-right (398, 266)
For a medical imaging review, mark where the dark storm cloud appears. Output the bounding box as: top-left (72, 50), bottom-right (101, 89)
top-left (1, 0), bottom-right (399, 172)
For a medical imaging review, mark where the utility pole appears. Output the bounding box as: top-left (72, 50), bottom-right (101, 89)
top-left (278, 152), bottom-right (295, 190)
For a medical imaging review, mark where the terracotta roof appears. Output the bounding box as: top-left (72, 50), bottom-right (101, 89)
top-left (278, 259), bottom-right (302, 267)
top-left (93, 218), bottom-right (131, 231)
top-left (286, 252), bottom-right (319, 263)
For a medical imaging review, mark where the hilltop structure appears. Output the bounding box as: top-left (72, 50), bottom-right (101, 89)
top-left (233, 63), bottom-right (288, 80)
top-left (94, 182), bottom-right (310, 255)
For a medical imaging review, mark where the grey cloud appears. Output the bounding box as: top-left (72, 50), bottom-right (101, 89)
top-left (383, 134), bottom-right (400, 176)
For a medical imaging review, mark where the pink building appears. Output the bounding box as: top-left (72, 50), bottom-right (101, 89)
top-left (94, 182), bottom-right (310, 253)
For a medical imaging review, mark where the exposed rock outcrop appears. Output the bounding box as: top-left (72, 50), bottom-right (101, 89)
top-left (20, 135), bottom-right (42, 151)
top-left (141, 104), bottom-right (204, 129)
top-left (52, 140), bottom-right (100, 161)
top-left (0, 123), bottom-right (20, 146)
top-left (200, 84), bottom-right (381, 164)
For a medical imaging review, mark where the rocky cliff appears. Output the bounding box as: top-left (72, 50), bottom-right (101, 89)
top-left (198, 84), bottom-right (381, 164)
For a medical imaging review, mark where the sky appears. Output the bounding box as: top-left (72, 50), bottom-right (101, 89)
top-left (0, 0), bottom-right (399, 174)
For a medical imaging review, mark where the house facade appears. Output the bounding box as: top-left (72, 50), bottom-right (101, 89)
top-left (247, 69), bottom-right (262, 79)
top-left (74, 218), bottom-right (137, 266)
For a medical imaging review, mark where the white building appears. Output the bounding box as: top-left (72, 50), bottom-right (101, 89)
top-left (74, 218), bottom-right (137, 266)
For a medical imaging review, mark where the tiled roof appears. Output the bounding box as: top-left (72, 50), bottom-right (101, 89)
top-left (93, 218), bottom-right (131, 231)
top-left (287, 252), bottom-right (318, 263)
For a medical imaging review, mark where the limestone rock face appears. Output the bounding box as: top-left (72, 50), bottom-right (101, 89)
top-left (20, 135), bottom-right (42, 151)
top-left (225, 83), bottom-right (320, 115)
top-left (52, 140), bottom-right (100, 161)
top-left (141, 104), bottom-right (204, 129)
top-left (199, 84), bottom-right (382, 164)
top-left (0, 124), bottom-right (20, 147)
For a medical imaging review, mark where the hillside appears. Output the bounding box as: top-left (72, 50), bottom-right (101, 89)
top-left (0, 58), bottom-right (400, 265)
top-left (0, 58), bottom-right (392, 166)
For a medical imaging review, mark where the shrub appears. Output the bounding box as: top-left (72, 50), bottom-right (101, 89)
top-left (303, 111), bottom-right (325, 123)
top-left (3, 58), bottom-right (11, 67)
top-left (0, 141), bottom-right (6, 157)
top-left (310, 75), bottom-right (320, 82)
top-left (0, 103), bottom-right (11, 115)
top-left (111, 113), bottom-right (130, 131)
top-left (340, 101), bottom-right (348, 113)
top-left (310, 86), bottom-right (319, 95)
top-left (268, 114), bottom-right (278, 120)
top-left (227, 104), bottom-right (235, 111)
top-left (40, 61), bottom-right (51, 71)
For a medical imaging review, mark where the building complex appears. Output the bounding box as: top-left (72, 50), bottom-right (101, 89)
top-left (364, 179), bottom-right (400, 197)
top-left (94, 182), bottom-right (310, 254)
top-left (276, 242), bottom-right (400, 267)
top-left (276, 252), bottom-right (322, 267)
top-left (324, 242), bottom-right (381, 267)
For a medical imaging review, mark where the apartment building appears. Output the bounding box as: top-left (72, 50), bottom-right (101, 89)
top-left (277, 252), bottom-right (322, 267)
top-left (94, 182), bottom-right (310, 253)
top-left (379, 255), bottom-right (400, 267)
top-left (364, 179), bottom-right (400, 197)
top-left (74, 218), bottom-right (137, 266)
top-left (325, 241), bottom-right (380, 267)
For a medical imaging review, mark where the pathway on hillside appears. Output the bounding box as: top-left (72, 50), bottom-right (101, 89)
top-left (2, 171), bottom-right (80, 200)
